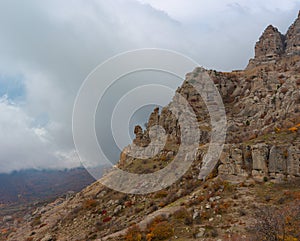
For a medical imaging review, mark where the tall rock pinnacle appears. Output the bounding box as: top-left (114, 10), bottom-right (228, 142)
top-left (285, 11), bottom-right (300, 55)
top-left (247, 11), bottom-right (300, 69)
top-left (254, 25), bottom-right (285, 60)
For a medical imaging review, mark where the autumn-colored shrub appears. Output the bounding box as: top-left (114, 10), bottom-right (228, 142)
top-left (135, 205), bottom-right (145, 214)
top-left (154, 190), bottom-right (168, 199)
top-left (147, 221), bottom-right (174, 241)
top-left (292, 191), bottom-right (300, 200)
top-left (83, 199), bottom-right (97, 209)
top-left (210, 179), bottom-right (224, 192)
top-left (147, 215), bottom-right (167, 230)
top-left (1, 229), bottom-right (9, 235)
top-left (200, 210), bottom-right (211, 220)
top-left (164, 191), bottom-right (177, 205)
top-left (223, 181), bottom-right (235, 192)
top-left (30, 215), bottom-right (41, 227)
top-left (125, 225), bottom-right (142, 241)
top-left (214, 201), bottom-right (231, 214)
top-left (198, 195), bottom-right (206, 202)
top-left (173, 207), bottom-right (192, 225)
top-left (125, 201), bottom-right (133, 207)
top-left (100, 209), bottom-right (107, 215)
top-left (102, 217), bottom-right (112, 223)
top-left (280, 87), bottom-right (288, 94)
top-left (158, 202), bottom-right (166, 208)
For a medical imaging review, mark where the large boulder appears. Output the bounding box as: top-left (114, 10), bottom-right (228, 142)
top-left (251, 143), bottom-right (269, 175)
top-left (287, 146), bottom-right (300, 177)
top-left (268, 146), bottom-right (288, 174)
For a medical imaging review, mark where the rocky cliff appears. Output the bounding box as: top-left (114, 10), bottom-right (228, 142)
top-left (286, 11), bottom-right (300, 55)
top-left (4, 11), bottom-right (300, 241)
top-left (247, 11), bottom-right (300, 69)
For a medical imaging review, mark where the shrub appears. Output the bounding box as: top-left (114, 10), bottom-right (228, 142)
top-left (173, 207), bottom-right (190, 220)
top-left (204, 226), bottom-right (219, 238)
top-left (30, 215), bottom-right (41, 227)
top-left (215, 201), bottom-right (231, 215)
top-left (154, 190), bottom-right (168, 199)
top-left (193, 195), bottom-right (206, 205)
top-left (147, 215), bottom-right (167, 230)
top-left (83, 199), bottom-right (98, 209)
top-left (125, 225), bottom-right (142, 241)
top-left (103, 217), bottom-right (112, 223)
top-left (223, 181), bottom-right (235, 192)
top-left (158, 202), bottom-right (166, 208)
top-left (100, 209), bottom-right (107, 215)
top-left (148, 221), bottom-right (174, 241)
top-left (250, 201), bottom-right (300, 240)
top-left (173, 207), bottom-right (193, 225)
top-left (164, 191), bottom-right (177, 205)
top-left (238, 209), bottom-right (247, 217)
top-left (149, 205), bottom-right (158, 213)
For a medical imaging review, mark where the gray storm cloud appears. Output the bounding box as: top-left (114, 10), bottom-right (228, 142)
top-left (0, 0), bottom-right (299, 172)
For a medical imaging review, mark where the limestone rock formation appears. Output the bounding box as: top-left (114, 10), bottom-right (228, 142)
top-left (254, 25), bottom-right (285, 60)
top-left (247, 11), bottom-right (300, 69)
top-left (218, 144), bottom-right (300, 179)
top-left (286, 11), bottom-right (300, 55)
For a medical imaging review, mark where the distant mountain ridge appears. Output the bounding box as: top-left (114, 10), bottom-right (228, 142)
top-left (0, 168), bottom-right (95, 204)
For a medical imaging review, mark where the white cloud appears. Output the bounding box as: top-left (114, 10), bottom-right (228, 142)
top-left (0, 0), bottom-right (299, 172)
top-left (137, 0), bottom-right (299, 23)
top-left (0, 96), bottom-right (80, 172)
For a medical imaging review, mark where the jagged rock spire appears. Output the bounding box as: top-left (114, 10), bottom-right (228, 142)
top-left (285, 11), bottom-right (300, 55)
top-left (247, 11), bottom-right (300, 69)
top-left (254, 25), bottom-right (285, 60)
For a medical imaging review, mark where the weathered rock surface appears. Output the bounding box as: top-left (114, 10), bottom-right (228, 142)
top-left (248, 11), bottom-right (300, 69)
top-left (254, 25), bottom-right (285, 61)
top-left (286, 11), bottom-right (300, 55)
top-left (218, 144), bottom-right (300, 179)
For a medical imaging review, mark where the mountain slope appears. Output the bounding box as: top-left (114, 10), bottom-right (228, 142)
top-left (5, 11), bottom-right (300, 241)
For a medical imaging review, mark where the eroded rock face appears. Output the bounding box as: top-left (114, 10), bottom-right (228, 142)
top-left (254, 25), bottom-right (285, 60)
top-left (287, 146), bottom-right (300, 177)
top-left (218, 144), bottom-right (247, 176)
top-left (269, 146), bottom-right (288, 174)
top-left (118, 13), bottom-right (300, 181)
top-left (286, 11), bottom-right (300, 56)
top-left (247, 11), bottom-right (300, 69)
top-left (217, 144), bottom-right (300, 179)
top-left (251, 144), bottom-right (269, 174)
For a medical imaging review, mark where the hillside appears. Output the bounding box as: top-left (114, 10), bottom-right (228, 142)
top-left (0, 168), bottom-right (95, 204)
top-left (4, 11), bottom-right (300, 241)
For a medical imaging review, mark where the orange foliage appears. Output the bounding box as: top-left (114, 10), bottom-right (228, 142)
top-left (125, 225), bottom-right (142, 241)
top-left (288, 127), bottom-right (298, 132)
top-left (147, 220), bottom-right (173, 241)
top-left (83, 199), bottom-right (97, 209)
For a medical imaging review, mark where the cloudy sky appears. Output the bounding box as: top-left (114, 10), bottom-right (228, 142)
top-left (0, 0), bottom-right (299, 173)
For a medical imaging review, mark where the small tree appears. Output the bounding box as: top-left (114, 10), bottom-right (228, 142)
top-left (250, 201), bottom-right (300, 241)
